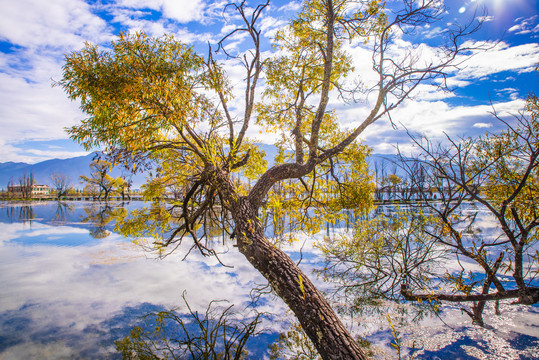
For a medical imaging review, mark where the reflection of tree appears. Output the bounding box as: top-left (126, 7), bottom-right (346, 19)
top-left (318, 206), bottom-right (445, 320)
top-left (19, 205), bottom-right (35, 223)
top-left (52, 202), bottom-right (74, 224)
top-left (116, 293), bottom-right (262, 359)
top-left (270, 321), bottom-right (322, 360)
top-left (80, 203), bottom-right (118, 239)
top-left (4, 204), bottom-right (36, 224)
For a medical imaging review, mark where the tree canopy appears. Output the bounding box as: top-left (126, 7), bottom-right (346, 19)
top-left (59, 1), bottom-right (483, 358)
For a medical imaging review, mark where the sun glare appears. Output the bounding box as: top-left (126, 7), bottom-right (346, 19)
top-left (464, 0), bottom-right (529, 23)
top-left (472, 0), bottom-right (523, 12)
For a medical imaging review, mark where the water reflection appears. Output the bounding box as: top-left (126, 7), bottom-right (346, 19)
top-left (2, 203), bottom-right (36, 224)
top-left (0, 201), bottom-right (537, 359)
top-left (80, 203), bottom-right (115, 239)
top-left (0, 201), bottom-right (285, 359)
top-left (52, 202), bottom-right (74, 225)
top-left (116, 292), bottom-right (265, 359)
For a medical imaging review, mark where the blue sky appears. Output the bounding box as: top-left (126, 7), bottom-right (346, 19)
top-left (0, 0), bottom-right (537, 163)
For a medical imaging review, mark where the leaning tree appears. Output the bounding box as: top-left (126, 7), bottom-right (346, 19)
top-left (59, 0), bottom-right (482, 358)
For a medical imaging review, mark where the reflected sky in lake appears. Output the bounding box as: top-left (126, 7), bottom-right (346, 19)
top-left (0, 201), bottom-right (537, 359)
top-left (0, 201), bottom-right (288, 359)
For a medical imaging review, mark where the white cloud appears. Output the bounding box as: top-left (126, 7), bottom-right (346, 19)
top-left (259, 16), bottom-right (287, 36)
top-left (0, 0), bottom-right (116, 164)
top-left (0, 0), bottom-right (112, 49)
top-left (0, 70), bottom-right (82, 140)
top-left (477, 15), bottom-right (495, 23)
top-left (508, 24), bottom-right (522, 33)
top-left (473, 122), bottom-right (492, 128)
top-left (508, 15), bottom-right (539, 35)
top-left (351, 98), bottom-right (527, 154)
top-left (346, 35), bottom-right (538, 96)
top-left (0, 47), bottom-right (90, 163)
top-left (409, 84), bottom-right (457, 101)
top-left (492, 76), bottom-right (516, 83)
top-left (450, 41), bottom-right (539, 81)
top-left (118, 0), bottom-right (206, 23)
top-left (422, 26), bottom-right (445, 39)
top-left (25, 148), bottom-right (89, 159)
top-left (498, 87), bottom-right (518, 92)
top-left (278, 2), bottom-right (302, 13)
top-left (109, 8), bottom-right (168, 36)
top-left (0, 141), bottom-right (89, 164)
top-left (107, 7), bottom-right (207, 43)
top-left (495, 87), bottom-right (520, 101)
top-left (0, 140), bottom-right (33, 163)
top-left (395, 98), bottom-right (525, 136)
top-left (161, 0), bottom-right (205, 23)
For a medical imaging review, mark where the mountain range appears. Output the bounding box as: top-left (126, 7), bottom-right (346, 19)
top-left (0, 146), bottom-right (402, 190)
top-left (0, 152), bottom-right (147, 190)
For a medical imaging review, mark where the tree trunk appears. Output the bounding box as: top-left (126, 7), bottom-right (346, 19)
top-left (513, 244), bottom-right (532, 304)
top-left (470, 301), bottom-right (486, 327)
top-left (232, 198), bottom-right (368, 360)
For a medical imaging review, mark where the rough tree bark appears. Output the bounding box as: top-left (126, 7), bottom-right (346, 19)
top-left (211, 166), bottom-right (369, 360)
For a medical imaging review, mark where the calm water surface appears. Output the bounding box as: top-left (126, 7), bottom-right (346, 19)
top-left (0, 201), bottom-right (285, 359)
top-left (0, 201), bottom-right (537, 359)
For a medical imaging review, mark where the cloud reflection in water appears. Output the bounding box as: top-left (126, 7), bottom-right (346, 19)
top-left (0, 201), bottom-right (537, 359)
top-left (0, 202), bottom-right (285, 358)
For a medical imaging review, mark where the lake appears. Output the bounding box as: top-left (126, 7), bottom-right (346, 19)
top-left (0, 201), bottom-right (537, 359)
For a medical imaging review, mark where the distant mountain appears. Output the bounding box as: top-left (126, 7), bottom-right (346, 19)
top-left (0, 146), bottom-right (407, 191)
top-left (0, 162), bottom-right (28, 173)
top-left (0, 153), bottom-right (147, 190)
